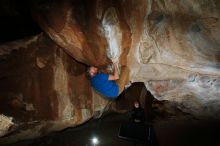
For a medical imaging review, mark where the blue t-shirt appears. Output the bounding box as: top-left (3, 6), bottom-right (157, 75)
top-left (91, 72), bottom-right (119, 99)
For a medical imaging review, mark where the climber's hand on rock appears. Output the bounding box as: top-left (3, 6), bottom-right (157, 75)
top-left (112, 57), bottom-right (119, 64)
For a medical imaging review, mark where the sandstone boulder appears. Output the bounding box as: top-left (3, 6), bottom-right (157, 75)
top-left (0, 34), bottom-right (108, 144)
top-left (32, 0), bottom-right (220, 118)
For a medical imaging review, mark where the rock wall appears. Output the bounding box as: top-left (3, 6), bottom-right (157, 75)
top-left (129, 0), bottom-right (220, 118)
top-left (32, 0), bottom-right (220, 118)
top-left (0, 34), bottom-right (108, 144)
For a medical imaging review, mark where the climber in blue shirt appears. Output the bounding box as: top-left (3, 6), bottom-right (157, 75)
top-left (86, 61), bottom-right (130, 99)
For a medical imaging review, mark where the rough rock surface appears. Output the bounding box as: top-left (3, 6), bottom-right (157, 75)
top-left (0, 0), bottom-right (220, 144)
top-left (0, 114), bottom-right (14, 137)
top-left (32, 0), bottom-right (220, 118)
top-left (0, 34), bottom-right (108, 144)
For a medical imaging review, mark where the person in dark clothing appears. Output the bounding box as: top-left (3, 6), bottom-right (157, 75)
top-left (131, 100), bottom-right (146, 123)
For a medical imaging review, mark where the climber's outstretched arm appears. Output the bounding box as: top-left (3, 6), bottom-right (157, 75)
top-left (108, 62), bottom-right (119, 81)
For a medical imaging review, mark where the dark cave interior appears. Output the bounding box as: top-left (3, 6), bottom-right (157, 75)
top-left (0, 0), bottom-right (41, 43)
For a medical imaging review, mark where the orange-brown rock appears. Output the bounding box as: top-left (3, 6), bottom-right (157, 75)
top-left (31, 0), bottom-right (220, 118)
top-left (31, 0), bottom-right (132, 67)
top-left (0, 34), bottom-right (108, 144)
